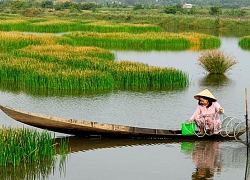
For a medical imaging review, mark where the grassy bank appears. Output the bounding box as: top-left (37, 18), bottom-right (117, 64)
top-left (160, 15), bottom-right (250, 34)
top-left (0, 11), bottom-right (249, 36)
top-left (0, 14), bottom-right (163, 33)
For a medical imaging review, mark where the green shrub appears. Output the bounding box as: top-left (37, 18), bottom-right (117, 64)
top-left (209, 6), bottom-right (222, 15)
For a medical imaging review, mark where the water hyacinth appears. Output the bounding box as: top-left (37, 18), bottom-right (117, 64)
top-left (198, 50), bottom-right (237, 74)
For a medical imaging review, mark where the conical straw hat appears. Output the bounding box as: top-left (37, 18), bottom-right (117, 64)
top-left (194, 89), bottom-right (217, 101)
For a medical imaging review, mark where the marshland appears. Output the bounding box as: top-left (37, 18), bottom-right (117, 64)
top-left (0, 1), bottom-right (250, 179)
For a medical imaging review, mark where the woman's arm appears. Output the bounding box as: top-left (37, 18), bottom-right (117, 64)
top-left (214, 102), bottom-right (224, 114)
top-left (188, 106), bottom-right (201, 123)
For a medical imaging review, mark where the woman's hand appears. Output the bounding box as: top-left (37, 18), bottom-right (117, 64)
top-left (187, 119), bottom-right (194, 124)
top-left (219, 107), bottom-right (224, 113)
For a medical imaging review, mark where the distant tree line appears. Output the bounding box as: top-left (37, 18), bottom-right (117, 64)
top-left (0, 0), bottom-right (249, 16)
top-left (164, 0), bottom-right (250, 8)
top-left (162, 4), bottom-right (246, 16)
top-left (1, 0), bottom-right (248, 9)
top-left (74, 0), bottom-right (250, 8)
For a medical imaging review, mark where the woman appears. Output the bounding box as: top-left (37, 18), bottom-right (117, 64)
top-left (188, 89), bottom-right (224, 135)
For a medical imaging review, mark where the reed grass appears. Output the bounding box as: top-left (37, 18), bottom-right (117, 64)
top-left (0, 16), bottom-right (162, 33)
top-left (0, 126), bottom-right (55, 166)
top-left (0, 30), bottom-right (190, 91)
top-left (0, 129), bottom-right (69, 179)
top-left (238, 36), bottom-right (250, 50)
top-left (112, 61), bottom-right (189, 88)
top-left (0, 45), bottom-right (189, 90)
top-left (0, 12), bottom-right (249, 35)
top-left (63, 31), bottom-right (220, 51)
top-left (160, 15), bottom-right (250, 33)
top-left (0, 31), bottom-right (64, 50)
top-left (63, 31), bottom-right (190, 51)
top-left (0, 49), bottom-right (115, 90)
top-left (198, 50), bottom-right (238, 74)
top-left (0, 29), bottom-right (220, 52)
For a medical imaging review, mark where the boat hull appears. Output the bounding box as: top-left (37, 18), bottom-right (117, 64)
top-left (0, 105), bottom-right (243, 139)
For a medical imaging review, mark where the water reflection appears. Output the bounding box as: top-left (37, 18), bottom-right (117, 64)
top-left (181, 140), bottom-right (249, 180)
top-left (2, 136), bottom-right (248, 180)
top-left (198, 74), bottom-right (233, 86)
top-left (57, 136), bottom-right (174, 153)
top-left (0, 79), bottom-right (112, 98)
top-left (245, 147), bottom-right (250, 180)
top-left (191, 141), bottom-right (221, 180)
top-left (63, 137), bottom-right (249, 173)
top-left (0, 138), bottom-right (69, 180)
top-left (0, 157), bottom-right (64, 180)
top-left (0, 79), bottom-right (187, 98)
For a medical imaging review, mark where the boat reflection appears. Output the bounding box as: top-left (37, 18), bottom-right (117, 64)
top-left (55, 136), bottom-right (184, 153)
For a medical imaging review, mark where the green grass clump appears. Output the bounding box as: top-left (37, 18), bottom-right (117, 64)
top-left (238, 36), bottom-right (250, 50)
top-left (112, 61), bottom-right (189, 88)
top-left (0, 16), bottom-right (163, 33)
top-left (63, 31), bottom-right (220, 51)
top-left (0, 30), bottom-right (191, 92)
top-left (0, 41), bottom-right (189, 91)
top-left (160, 15), bottom-right (250, 35)
top-left (63, 31), bottom-right (190, 51)
top-left (0, 126), bottom-right (69, 166)
top-left (198, 50), bottom-right (237, 74)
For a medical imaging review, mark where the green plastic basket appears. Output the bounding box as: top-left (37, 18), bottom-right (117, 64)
top-left (181, 122), bottom-right (196, 135)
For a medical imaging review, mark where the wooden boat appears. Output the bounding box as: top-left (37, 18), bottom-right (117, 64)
top-left (0, 104), bottom-right (245, 139)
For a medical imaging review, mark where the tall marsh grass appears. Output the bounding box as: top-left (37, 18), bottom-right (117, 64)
top-left (0, 126), bottom-right (69, 166)
top-left (0, 17), bottom-right (162, 33)
top-left (0, 31), bottom-right (64, 50)
top-left (113, 61), bottom-right (189, 88)
top-left (198, 50), bottom-right (237, 74)
top-left (0, 45), bottom-right (188, 90)
top-left (0, 30), bottom-right (192, 91)
top-left (160, 15), bottom-right (250, 34)
top-left (238, 36), bottom-right (250, 50)
top-left (63, 31), bottom-right (220, 51)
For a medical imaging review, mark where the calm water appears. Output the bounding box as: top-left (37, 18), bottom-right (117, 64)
top-left (0, 36), bottom-right (250, 179)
